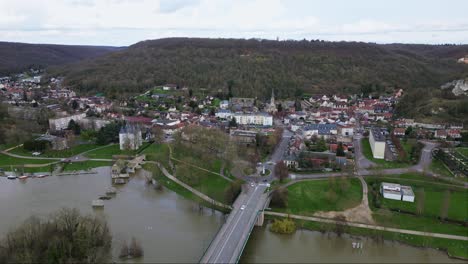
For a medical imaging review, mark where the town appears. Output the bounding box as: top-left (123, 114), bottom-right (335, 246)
top-left (0, 66), bottom-right (467, 262)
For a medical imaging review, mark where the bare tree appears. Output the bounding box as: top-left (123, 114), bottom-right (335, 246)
top-left (275, 161), bottom-right (289, 183)
top-left (333, 215), bottom-right (348, 237)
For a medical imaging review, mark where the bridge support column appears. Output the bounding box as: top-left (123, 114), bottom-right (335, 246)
top-left (256, 211), bottom-right (264, 226)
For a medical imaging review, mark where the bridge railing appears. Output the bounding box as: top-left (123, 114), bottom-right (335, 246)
top-left (234, 210), bottom-right (263, 263)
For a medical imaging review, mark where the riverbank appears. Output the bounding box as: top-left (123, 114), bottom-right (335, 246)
top-left (264, 213), bottom-right (468, 260)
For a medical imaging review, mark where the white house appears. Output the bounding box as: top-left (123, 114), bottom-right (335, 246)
top-left (369, 127), bottom-right (386, 159)
top-left (215, 109), bottom-right (233, 119)
top-left (339, 126), bottom-right (354, 137)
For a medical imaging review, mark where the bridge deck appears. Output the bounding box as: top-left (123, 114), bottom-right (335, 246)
top-left (200, 184), bottom-right (268, 263)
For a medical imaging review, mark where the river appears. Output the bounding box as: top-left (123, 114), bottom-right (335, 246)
top-left (0, 168), bottom-right (464, 263)
top-left (0, 167), bottom-right (225, 263)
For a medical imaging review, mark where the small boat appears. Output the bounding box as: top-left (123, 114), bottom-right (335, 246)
top-left (98, 195), bottom-right (112, 200)
top-left (92, 200), bottom-right (104, 208)
top-left (105, 187), bottom-right (117, 195)
top-left (36, 174), bottom-right (48, 178)
top-left (18, 175), bottom-right (29, 180)
top-left (7, 175), bottom-right (17, 180)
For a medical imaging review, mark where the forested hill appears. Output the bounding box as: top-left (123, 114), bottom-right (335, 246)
top-left (0, 42), bottom-right (120, 75)
top-left (52, 38), bottom-right (468, 98)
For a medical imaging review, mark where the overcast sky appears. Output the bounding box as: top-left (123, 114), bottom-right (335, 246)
top-left (1, 0), bottom-right (468, 46)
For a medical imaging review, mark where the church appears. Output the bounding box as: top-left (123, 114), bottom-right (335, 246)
top-left (265, 89), bottom-right (277, 113)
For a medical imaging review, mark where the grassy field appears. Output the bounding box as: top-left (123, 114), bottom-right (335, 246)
top-left (273, 178), bottom-right (362, 215)
top-left (361, 139), bottom-right (410, 169)
top-left (456, 147), bottom-right (468, 158)
top-left (9, 144), bottom-right (99, 158)
top-left (0, 153), bottom-right (57, 166)
top-left (141, 143), bottom-right (171, 168)
top-left (366, 174), bottom-right (468, 238)
top-left (268, 215), bottom-right (468, 259)
top-left (172, 159), bottom-right (231, 203)
top-left (367, 175), bottom-right (467, 221)
top-left (85, 143), bottom-right (150, 159)
top-left (62, 161), bottom-right (112, 171)
top-left (142, 163), bottom-right (230, 213)
top-left (430, 159), bottom-right (453, 177)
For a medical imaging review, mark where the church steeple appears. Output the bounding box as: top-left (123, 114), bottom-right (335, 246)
top-left (270, 89), bottom-right (275, 105)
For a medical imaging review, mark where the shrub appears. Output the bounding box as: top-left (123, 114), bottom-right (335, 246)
top-left (270, 218), bottom-right (296, 234)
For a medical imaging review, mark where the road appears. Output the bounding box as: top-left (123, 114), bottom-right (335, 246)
top-left (200, 184), bottom-right (268, 263)
top-left (201, 129), bottom-right (292, 263)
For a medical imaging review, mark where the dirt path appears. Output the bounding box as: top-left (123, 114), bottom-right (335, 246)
top-left (313, 175), bottom-right (375, 225)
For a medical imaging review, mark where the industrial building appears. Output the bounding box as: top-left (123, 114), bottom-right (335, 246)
top-left (380, 182), bottom-right (415, 202)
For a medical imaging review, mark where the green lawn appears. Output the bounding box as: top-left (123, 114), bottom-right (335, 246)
top-left (274, 178), bottom-right (362, 215)
top-left (0, 164), bottom-right (54, 174)
top-left (0, 153), bottom-right (57, 166)
top-left (143, 163), bottom-right (230, 212)
top-left (430, 159), bottom-right (453, 177)
top-left (62, 161), bottom-right (112, 171)
top-left (366, 175), bottom-right (468, 238)
top-left (9, 144), bottom-right (99, 158)
top-left (367, 176), bottom-right (467, 222)
top-left (85, 143), bottom-right (150, 159)
top-left (173, 159), bottom-right (231, 203)
top-left (361, 139), bottom-right (411, 169)
top-left (456, 147), bottom-right (468, 158)
top-left (372, 210), bottom-right (468, 236)
top-left (141, 143), bottom-right (170, 168)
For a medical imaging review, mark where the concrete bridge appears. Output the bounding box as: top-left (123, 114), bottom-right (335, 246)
top-left (200, 129), bottom-right (291, 263)
top-left (200, 184), bottom-right (270, 263)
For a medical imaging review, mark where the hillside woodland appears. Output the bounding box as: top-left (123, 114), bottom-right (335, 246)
top-left (50, 38), bottom-right (468, 99)
top-left (0, 42), bottom-right (119, 75)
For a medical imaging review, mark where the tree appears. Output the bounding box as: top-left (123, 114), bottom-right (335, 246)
top-left (275, 161), bottom-right (289, 183)
top-left (71, 100), bottom-right (79, 110)
top-left (316, 137), bottom-right (327, 152)
top-left (96, 122), bottom-right (121, 145)
top-left (229, 117), bottom-right (237, 127)
top-left (439, 190), bottom-right (451, 221)
top-left (151, 126), bottom-right (164, 143)
top-left (224, 180), bottom-right (242, 204)
top-left (277, 103), bottom-right (283, 112)
top-left (405, 126), bottom-right (413, 136)
top-left (0, 208), bottom-right (111, 263)
top-left (294, 99), bottom-right (302, 111)
top-left (23, 139), bottom-right (50, 152)
top-left (227, 80), bottom-right (234, 98)
top-left (67, 119), bottom-right (81, 135)
top-left (333, 215), bottom-right (348, 237)
top-left (336, 142), bottom-right (345, 157)
top-left (128, 237), bottom-right (143, 258)
top-left (270, 187), bottom-right (288, 208)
